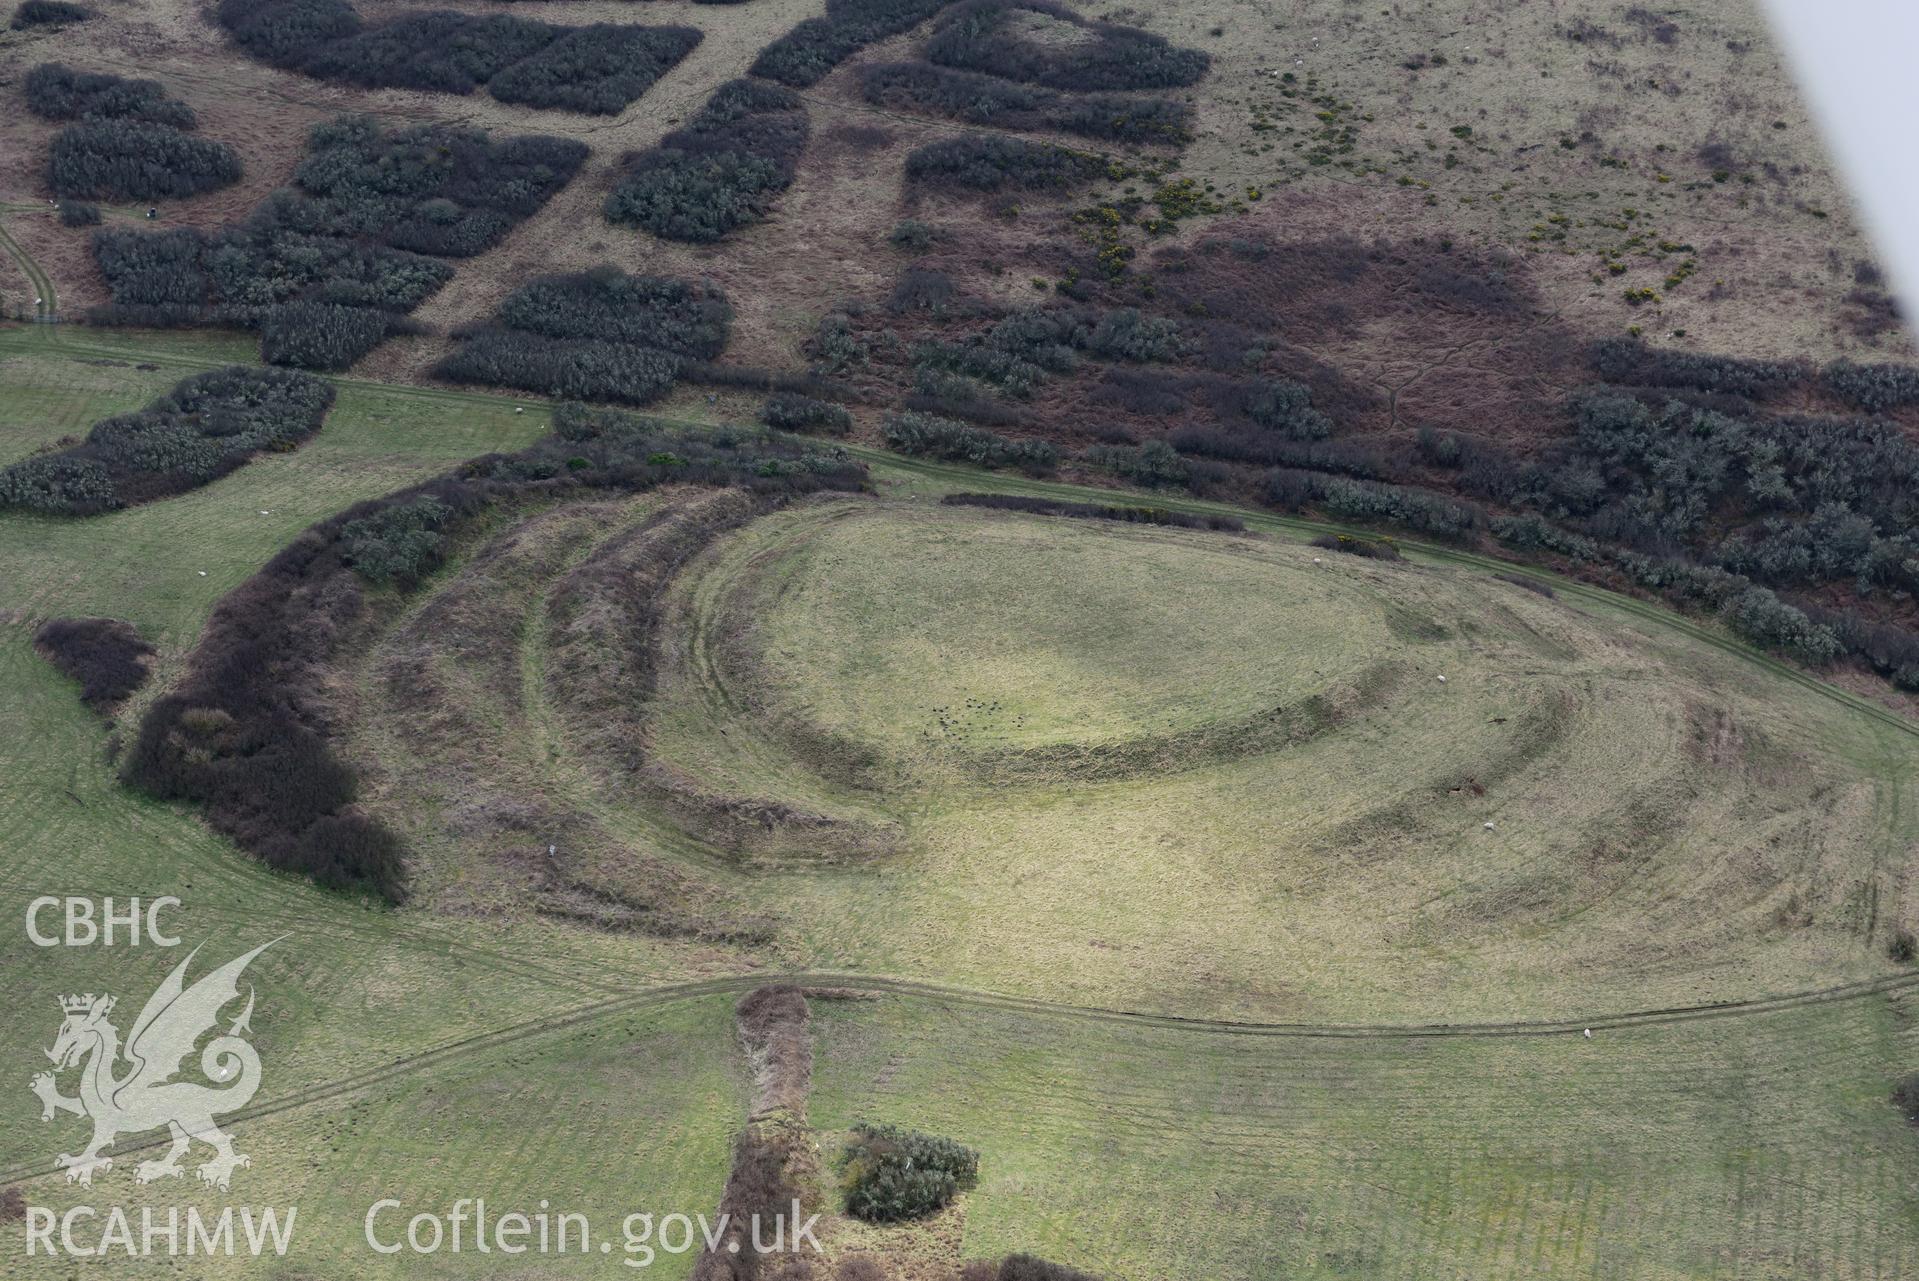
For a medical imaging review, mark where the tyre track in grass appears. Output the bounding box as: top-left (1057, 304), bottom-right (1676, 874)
top-left (5, 964), bottom-right (1917, 1188)
top-left (0, 215), bottom-right (57, 320)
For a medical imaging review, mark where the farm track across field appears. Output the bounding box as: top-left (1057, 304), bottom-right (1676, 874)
top-left (0, 213), bottom-right (56, 319)
top-left (5, 964), bottom-right (1918, 1189)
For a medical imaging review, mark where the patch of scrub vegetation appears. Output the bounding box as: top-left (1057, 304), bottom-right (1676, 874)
top-left (762, 392), bottom-right (852, 435)
top-left (32, 617), bottom-right (153, 712)
top-left (10, 0), bottom-right (90, 27)
top-left (1311, 530), bottom-right (1402, 561)
top-left (882, 411), bottom-right (1057, 471)
top-left (46, 121), bottom-right (241, 202)
top-left (437, 267), bottom-right (733, 404)
top-left (822, 293), bottom-right (1361, 461)
top-left (25, 63), bottom-right (197, 127)
top-left (904, 135), bottom-right (1108, 193)
top-left (972, 1258), bottom-right (1106, 1281)
top-left (903, 305), bottom-right (1192, 408)
top-left (1896, 1073), bottom-right (1919, 1126)
top-left (861, 61), bottom-right (1191, 142)
top-left (750, 0), bottom-right (958, 87)
top-left (941, 491), bottom-right (1243, 530)
top-left (27, 64), bottom-right (240, 203)
top-left (91, 115), bottom-right (584, 368)
top-left (1589, 336), bottom-right (1805, 398)
top-left (486, 23), bottom-right (702, 115)
top-left (214, 0), bottom-right (700, 112)
top-left (0, 366), bottom-right (333, 514)
top-left (925, 0), bottom-right (1209, 90)
top-left (839, 1123), bottom-right (979, 1222)
top-left (1419, 385), bottom-right (1919, 675)
top-left (1825, 358), bottom-right (1919, 413)
top-left (605, 79), bottom-right (809, 244)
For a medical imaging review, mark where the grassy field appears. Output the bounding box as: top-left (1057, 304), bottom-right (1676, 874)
top-left (810, 989), bottom-right (1919, 1280)
top-left (2, 325), bottom-right (1917, 1278)
top-left (4, 985), bottom-right (749, 1280)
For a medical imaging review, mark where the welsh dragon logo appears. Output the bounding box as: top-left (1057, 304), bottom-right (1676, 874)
top-left (29, 941), bottom-right (275, 1190)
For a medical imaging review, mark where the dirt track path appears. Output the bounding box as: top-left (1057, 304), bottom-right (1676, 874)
top-left (0, 210), bottom-right (57, 320)
top-left (5, 962), bottom-right (1916, 1189)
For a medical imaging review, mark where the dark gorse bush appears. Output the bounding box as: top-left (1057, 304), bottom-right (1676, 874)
top-left (0, 366), bottom-right (334, 514)
top-left (484, 23), bottom-right (701, 114)
top-left (925, 0), bottom-right (1209, 90)
top-left (437, 267), bottom-right (731, 404)
top-left (1589, 337), bottom-right (1804, 399)
top-left (840, 1124), bottom-right (978, 1223)
top-left (750, 0), bottom-right (956, 87)
top-left (91, 115), bottom-right (585, 368)
top-left (1894, 1073), bottom-right (1919, 1127)
top-left (761, 392), bottom-right (852, 435)
top-left (861, 61), bottom-right (1190, 142)
top-left (605, 79), bottom-right (807, 243)
top-left (12, 0), bottom-right (91, 27)
top-left (216, 0), bottom-right (699, 112)
top-left (49, 120), bottom-right (242, 201)
top-left (942, 491), bottom-right (1241, 530)
top-left (342, 495), bottom-right (452, 585)
top-left (26, 63), bottom-right (196, 126)
top-left (1824, 359), bottom-right (1919, 413)
top-left (883, 411), bottom-right (1057, 471)
top-left (989, 1258), bottom-right (1105, 1281)
top-left (33, 618), bottom-right (155, 710)
top-left (904, 134), bottom-right (1107, 192)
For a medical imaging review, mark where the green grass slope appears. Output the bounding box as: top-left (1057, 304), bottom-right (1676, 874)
top-left (810, 990), bottom-right (1919, 1280)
